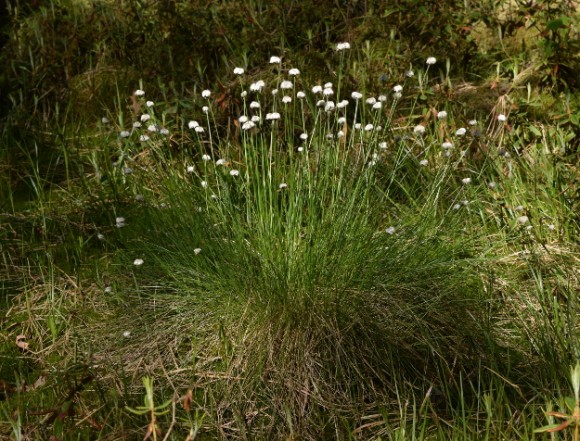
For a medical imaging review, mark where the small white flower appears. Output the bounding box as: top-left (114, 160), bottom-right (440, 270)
top-left (134, 89), bottom-right (145, 96)
top-left (201, 89), bottom-right (211, 98)
top-left (135, 194), bottom-right (144, 202)
top-left (250, 80), bottom-right (265, 92)
top-left (462, 177), bottom-right (471, 184)
top-left (140, 114), bottom-right (151, 122)
top-left (215, 159), bottom-right (225, 166)
top-left (488, 181), bottom-right (497, 189)
top-left (336, 42), bottom-right (351, 51)
top-left (251, 115), bottom-right (260, 123)
top-left (194, 248), bottom-right (202, 255)
top-left (453, 203), bottom-right (461, 210)
top-left (239, 115), bottom-right (249, 123)
top-left (379, 142), bottom-right (387, 149)
top-left (233, 67), bottom-right (244, 75)
top-left (515, 205), bottom-right (524, 212)
top-left (393, 84), bottom-right (403, 93)
top-left (146, 100), bottom-right (154, 108)
top-left (269, 56), bottom-right (281, 64)
top-left (133, 258), bottom-right (144, 266)
top-left (406, 70), bottom-right (415, 78)
top-left (120, 130), bottom-right (130, 138)
top-left (337, 99), bottom-right (349, 109)
top-left (426, 57), bottom-right (437, 65)
top-left (271, 89), bottom-right (278, 96)
top-left (201, 154), bottom-right (211, 161)
top-left (351, 91), bottom-right (363, 100)
top-left (123, 331), bottom-right (131, 338)
top-left (337, 130), bottom-right (345, 138)
top-left (266, 112), bottom-right (281, 120)
top-left (393, 92), bottom-right (402, 100)
top-left (413, 125), bottom-right (426, 135)
top-left (323, 87), bottom-right (334, 96)
top-left (366, 97), bottom-right (377, 105)
top-left (202, 106), bottom-right (209, 114)
top-left (419, 159), bottom-right (428, 166)
top-left (364, 124), bottom-right (374, 132)
top-left (373, 102), bottom-right (382, 110)
top-left (240, 90), bottom-right (248, 98)
top-left (312, 85), bottom-right (323, 94)
top-left (324, 101), bottom-right (335, 112)
top-left (101, 117), bottom-right (110, 124)
top-left (160, 128), bottom-right (169, 135)
top-left (385, 226), bottom-right (396, 235)
top-left (195, 126), bottom-right (205, 133)
top-left (297, 91), bottom-right (306, 99)
top-left (139, 134), bottom-right (150, 142)
top-left (229, 169), bottom-right (240, 176)
top-left (324, 82), bottom-right (333, 89)
top-left (104, 286), bottom-right (112, 293)
top-left (187, 165), bottom-right (195, 173)
top-left (378, 95), bottom-right (387, 102)
top-left (354, 123), bottom-right (362, 130)
top-left (289, 68), bottom-right (300, 76)
top-left (338, 117), bottom-right (346, 124)
top-left (437, 110), bottom-right (447, 119)
top-left (498, 114), bottom-right (507, 122)
top-left (249, 101), bottom-right (260, 109)
top-left (469, 119), bottom-right (478, 126)
top-left (517, 215), bottom-right (529, 225)
top-left (300, 133), bottom-right (308, 140)
top-left (442, 141), bottom-right (453, 149)
top-left (116, 217), bottom-right (126, 228)
top-left (201, 180), bottom-right (208, 188)
top-left (242, 121), bottom-right (255, 130)
top-left (297, 146), bottom-right (304, 152)
top-left (123, 167), bottom-right (133, 175)
top-left (455, 127), bottom-right (467, 136)
top-left (188, 120), bottom-right (199, 129)
top-left (97, 233), bottom-right (105, 241)
top-left (547, 224), bottom-right (555, 230)
top-left (279, 183), bottom-right (288, 189)
top-left (280, 80), bottom-right (293, 90)
top-left (147, 124), bottom-right (157, 132)
top-left (282, 95), bottom-right (292, 104)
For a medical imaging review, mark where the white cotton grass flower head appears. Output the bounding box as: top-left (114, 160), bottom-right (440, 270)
top-left (120, 130), bottom-right (130, 138)
top-left (393, 84), bottom-right (403, 93)
top-left (324, 101), bottom-right (335, 112)
top-left (455, 127), bottom-right (467, 136)
top-left (115, 217), bottom-right (126, 228)
top-left (241, 91), bottom-right (248, 98)
top-left (336, 42), bottom-right (351, 51)
top-left (250, 80), bottom-right (265, 92)
top-left (188, 120), bottom-right (199, 129)
top-left (147, 124), bottom-right (157, 132)
top-left (215, 159), bottom-right (225, 166)
top-left (229, 169), bottom-right (240, 176)
top-left (310, 85), bottom-right (321, 94)
top-left (195, 126), bottom-right (204, 133)
top-left (279, 182), bottom-right (288, 190)
top-left (160, 128), bottom-right (169, 135)
top-left (354, 123), bottom-right (362, 130)
top-left (251, 115), bottom-right (260, 123)
top-left (140, 114), bottom-right (151, 122)
top-left (323, 87), bottom-right (334, 96)
top-left (437, 110), bottom-right (448, 120)
top-left (378, 95), bottom-right (387, 102)
top-left (187, 165), bottom-right (195, 173)
top-left (201, 180), bottom-right (208, 188)
top-left (133, 258), bottom-right (144, 266)
top-left (269, 55), bottom-right (281, 64)
top-left (282, 96), bottom-right (292, 104)
top-left (297, 146), bottom-right (304, 152)
top-left (139, 134), bottom-right (150, 142)
top-left (242, 121), bottom-right (255, 130)
top-left (461, 177), bottom-right (472, 185)
top-left (385, 226), bottom-right (396, 235)
top-left (498, 114), bottom-right (507, 122)
top-left (351, 91), bottom-right (363, 100)
top-left (239, 115), bottom-right (249, 123)
top-left (194, 248), bottom-right (202, 255)
top-left (101, 117), bottom-right (110, 124)
top-left (366, 97), bottom-right (377, 105)
top-left (338, 117), bottom-right (346, 125)
top-left (337, 100), bottom-right (349, 109)
top-left (413, 124), bottom-right (426, 135)
top-left (202, 106), bottom-right (209, 114)
top-left (300, 133), bottom-right (308, 140)
top-left (393, 92), bottom-right (402, 100)
top-left (280, 80), bottom-right (293, 90)
top-left (201, 154), bottom-right (211, 161)
top-left (373, 102), bottom-right (382, 110)
top-left (266, 112), bottom-right (281, 120)
top-left (104, 285), bottom-right (112, 293)
top-left (146, 100), bottom-right (154, 108)
top-left (289, 68), bottom-right (300, 76)
top-left (123, 331), bottom-right (131, 338)
top-left (405, 69), bottom-right (415, 78)
top-left (133, 122), bottom-right (141, 128)
top-left (201, 89), bottom-right (211, 99)
top-left (517, 215), bottom-right (529, 225)
top-left (364, 124), bottom-right (374, 132)
top-left (379, 142), bottom-right (388, 149)
top-left (469, 119), bottom-right (478, 126)
top-left (233, 67), bottom-right (244, 75)
top-left (297, 91), bottom-right (306, 99)
top-left (419, 159), bottom-right (428, 166)
top-left (271, 89), bottom-right (278, 96)
top-left (442, 141), bottom-right (453, 149)
top-left (337, 130), bottom-right (345, 138)
top-left (426, 57), bottom-right (437, 65)
top-left (249, 101), bottom-right (260, 109)
top-left (97, 233), bottom-right (105, 241)
top-left (134, 89), bottom-right (145, 96)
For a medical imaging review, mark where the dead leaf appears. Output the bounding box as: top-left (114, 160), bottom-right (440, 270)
top-left (16, 335), bottom-right (29, 350)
